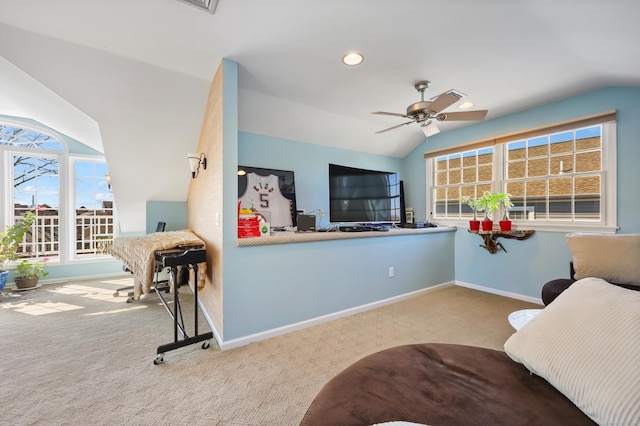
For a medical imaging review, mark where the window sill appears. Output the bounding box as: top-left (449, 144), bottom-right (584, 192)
top-left (438, 219), bottom-right (618, 234)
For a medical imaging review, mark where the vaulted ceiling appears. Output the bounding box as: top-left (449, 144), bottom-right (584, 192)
top-left (1, 0), bottom-right (638, 231)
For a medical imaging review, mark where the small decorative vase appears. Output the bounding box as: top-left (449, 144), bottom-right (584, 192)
top-left (499, 220), bottom-right (512, 232)
top-left (469, 220), bottom-right (480, 231)
top-left (481, 220), bottom-right (493, 231)
top-left (15, 276), bottom-right (39, 289)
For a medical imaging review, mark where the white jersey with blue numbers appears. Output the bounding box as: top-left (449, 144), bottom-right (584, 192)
top-left (239, 172), bottom-right (293, 227)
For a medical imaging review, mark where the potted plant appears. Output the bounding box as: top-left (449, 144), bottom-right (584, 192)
top-left (476, 191), bottom-right (501, 231)
top-left (497, 192), bottom-right (514, 232)
top-left (459, 195), bottom-right (482, 231)
top-left (14, 259), bottom-right (48, 289)
top-left (0, 211), bottom-right (36, 292)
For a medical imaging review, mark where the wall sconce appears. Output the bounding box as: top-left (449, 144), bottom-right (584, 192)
top-left (105, 173), bottom-right (112, 190)
top-left (188, 152), bottom-right (207, 178)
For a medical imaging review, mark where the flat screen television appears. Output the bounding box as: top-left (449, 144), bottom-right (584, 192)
top-left (329, 163), bottom-right (402, 224)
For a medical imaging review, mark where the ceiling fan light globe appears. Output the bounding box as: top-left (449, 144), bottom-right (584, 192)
top-left (421, 122), bottom-right (440, 137)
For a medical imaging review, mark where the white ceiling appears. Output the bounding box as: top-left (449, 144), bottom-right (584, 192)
top-left (1, 0), bottom-right (639, 231)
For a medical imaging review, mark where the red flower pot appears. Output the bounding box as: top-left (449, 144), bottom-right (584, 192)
top-left (499, 220), bottom-right (512, 232)
top-left (481, 220), bottom-right (493, 231)
top-left (469, 220), bottom-right (480, 231)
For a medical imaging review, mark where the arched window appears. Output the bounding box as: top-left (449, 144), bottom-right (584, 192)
top-left (1, 120), bottom-right (114, 264)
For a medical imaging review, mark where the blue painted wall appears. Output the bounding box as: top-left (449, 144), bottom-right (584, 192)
top-left (215, 59), bottom-right (455, 341)
top-left (146, 200), bottom-right (187, 233)
top-left (223, 232), bottom-right (454, 339)
top-left (238, 132), bottom-right (405, 219)
top-left (403, 87), bottom-right (640, 299)
top-left (18, 261), bottom-right (124, 283)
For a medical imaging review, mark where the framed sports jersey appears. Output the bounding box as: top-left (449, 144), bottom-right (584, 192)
top-left (238, 166), bottom-right (298, 227)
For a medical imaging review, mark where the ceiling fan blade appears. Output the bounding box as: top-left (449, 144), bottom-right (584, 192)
top-left (425, 93), bottom-right (460, 114)
top-left (375, 121), bottom-right (413, 134)
top-left (436, 110), bottom-right (488, 121)
top-left (372, 111), bottom-right (410, 118)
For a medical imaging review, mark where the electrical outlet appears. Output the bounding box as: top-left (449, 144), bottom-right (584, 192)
top-left (319, 209), bottom-right (325, 217)
top-left (388, 266), bottom-right (394, 278)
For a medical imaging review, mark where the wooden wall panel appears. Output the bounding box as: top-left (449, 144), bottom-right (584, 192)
top-left (187, 61), bottom-right (224, 338)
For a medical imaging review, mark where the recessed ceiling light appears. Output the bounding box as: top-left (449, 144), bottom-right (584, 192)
top-left (342, 52), bottom-right (364, 66)
top-left (458, 101), bottom-right (475, 109)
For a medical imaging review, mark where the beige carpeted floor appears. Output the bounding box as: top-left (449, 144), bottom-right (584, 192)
top-left (0, 277), bottom-right (540, 425)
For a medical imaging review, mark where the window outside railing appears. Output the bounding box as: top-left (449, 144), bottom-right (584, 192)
top-left (76, 214), bottom-right (114, 256)
top-left (15, 213), bottom-right (115, 260)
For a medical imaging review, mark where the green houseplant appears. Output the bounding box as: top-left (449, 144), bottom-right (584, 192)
top-left (459, 195), bottom-right (482, 231)
top-left (476, 191), bottom-right (501, 231)
top-left (0, 211), bottom-right (36, 292)
top-left (497, 192), bottom-right (514, 231)
top-left (15, 259), bottom-right (48, 289)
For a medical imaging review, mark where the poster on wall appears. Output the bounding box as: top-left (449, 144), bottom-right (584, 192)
top-left (238, 166), bottom-right (298, 227)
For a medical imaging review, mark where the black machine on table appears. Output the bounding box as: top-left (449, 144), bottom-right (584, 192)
top-left (152, 245), bottom-right (213, 365)
top-left (338, 224), bottom-right (390, 232)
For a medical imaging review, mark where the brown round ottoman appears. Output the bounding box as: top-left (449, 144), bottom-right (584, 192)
top-left (301, 343), bottom-right (594, 426)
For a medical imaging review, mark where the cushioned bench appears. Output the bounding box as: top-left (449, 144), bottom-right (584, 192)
top-left (542, 233), bottom-right (640, 305)
top-left (541, 262), bottom-right (576, 305)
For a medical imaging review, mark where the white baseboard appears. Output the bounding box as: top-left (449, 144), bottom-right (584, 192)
top-left (455, 280), bottom-right (543, 305)
top-left (213, 282), bottom-right (455, 351)
top-left (195, 295), bottom-right (224, 350)
top-left (207, 280), bottom-right (543, 351)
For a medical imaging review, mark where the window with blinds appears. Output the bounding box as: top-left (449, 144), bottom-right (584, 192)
top-left (426, 111), bottom-right (617, 232)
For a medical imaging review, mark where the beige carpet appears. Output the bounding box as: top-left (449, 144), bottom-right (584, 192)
top-left (0, 277), bottom-right (540, 425)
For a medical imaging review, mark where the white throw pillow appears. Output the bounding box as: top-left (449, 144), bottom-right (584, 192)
top-left (566, 232), bottom-right (640, 286)
top-left (504, 278), bottom-right (640, 426)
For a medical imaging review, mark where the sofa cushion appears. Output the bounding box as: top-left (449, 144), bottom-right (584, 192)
top-left (541, 278), bottom-right (575, 305)
top-left (566, 232), bottom-right (640, 286)
top-left (504, 277), bottom-right (640, 426)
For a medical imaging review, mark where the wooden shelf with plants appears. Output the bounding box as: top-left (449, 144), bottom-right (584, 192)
top-left (467, 229), bottom-right (535, 254)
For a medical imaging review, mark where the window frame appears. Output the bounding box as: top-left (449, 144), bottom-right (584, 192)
top-left (1, 118), bottom-right (115, 266)
top-left (10, 148), bottom-right (64, 261)
top-left (426, 120), bottom-right (617, 233)
top-left (69, 155), bottom-right (116, 261)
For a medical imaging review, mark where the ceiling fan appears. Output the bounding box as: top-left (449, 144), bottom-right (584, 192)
top-left (372, 80), bottom-right (488, 136)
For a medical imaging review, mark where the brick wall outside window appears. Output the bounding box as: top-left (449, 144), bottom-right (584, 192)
top-left (433, 134), bottom-right (603, 220)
